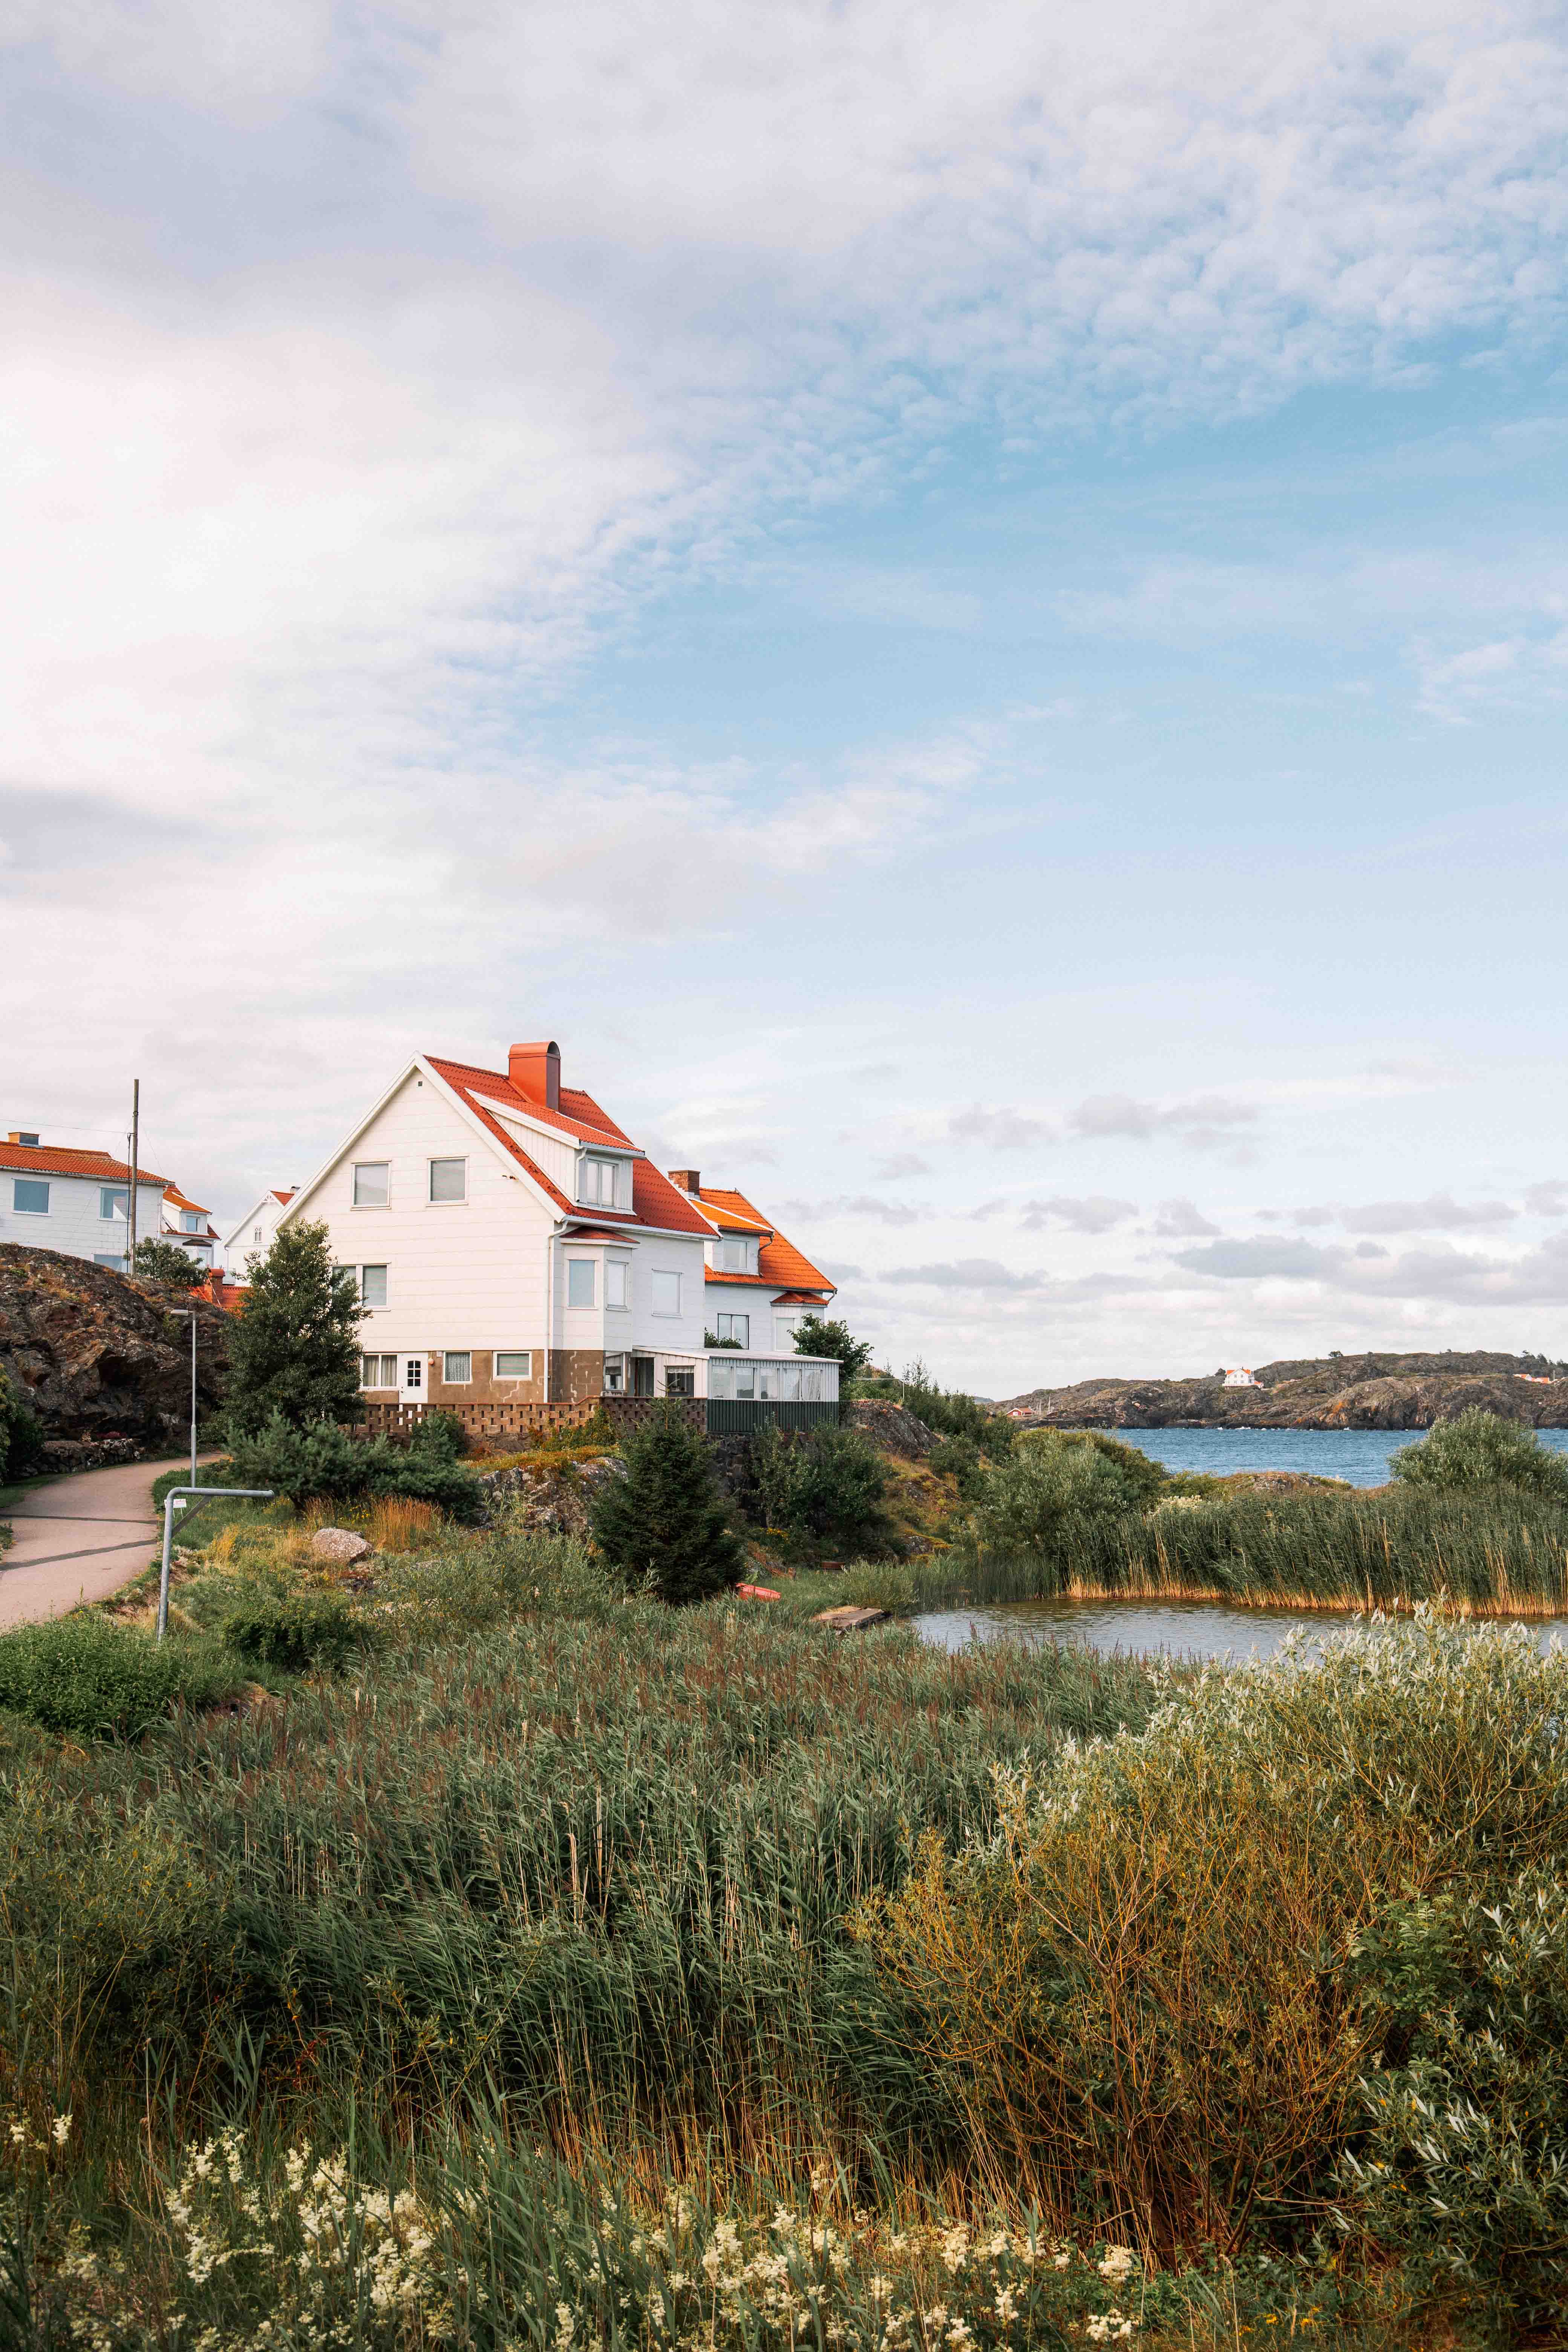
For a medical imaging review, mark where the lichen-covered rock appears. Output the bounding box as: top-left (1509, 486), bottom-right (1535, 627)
top-left (477, 1453), bottom-right (626, 1535)
top-left (311, 1527), bottom-right (374, 1565)
top-left (848, 1401), bottom-right (936, 1457)
top-left (0, 1245), bottom-right (230, 1447)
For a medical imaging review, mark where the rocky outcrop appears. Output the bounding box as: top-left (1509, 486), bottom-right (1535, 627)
top-left (1002, 1351), bottom-right (1568, 1432)
top-left (0, 1245), bottom-right (230, 1451)
top-left (477, 1453), bottom-right (626, 1535)
top-left (847, 1400), bottom-right (937, 1457)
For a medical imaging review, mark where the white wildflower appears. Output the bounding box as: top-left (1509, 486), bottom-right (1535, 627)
top-left (51, 2114), bottom-right (73, 2147)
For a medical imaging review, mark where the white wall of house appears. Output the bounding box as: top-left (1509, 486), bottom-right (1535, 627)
top-left (554, 1229), bottom-right (706, 1360)
top-left (706, 1283), bottom-right (813, 1354)
top-left (284, 1067), bottom-right (553, 1357)
top-left (224, 1192), bottom-right (294, 1276)
top-left (0, 1171), bottom-right (168, 1266)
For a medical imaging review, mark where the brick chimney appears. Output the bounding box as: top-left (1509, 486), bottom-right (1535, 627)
top-left (508, 1040), bottom-right (560, 1109)
top-left (668, 1168), bottom-right (701, 1193)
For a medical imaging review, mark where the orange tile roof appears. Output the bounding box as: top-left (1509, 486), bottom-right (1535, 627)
top-left (270, 1188), bottom-right (297, 1207)
top-left (163, 1183), bottom-right (210, 1215)
top-left (693, 1186), bottom-right (835, 1298)
top-left (424, 1056), bottom-right (712, 1237)
top-left (0, 1141), bottom-right (171, 1186)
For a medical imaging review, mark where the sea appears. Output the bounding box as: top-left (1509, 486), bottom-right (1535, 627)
top-left (1083, 1424), bottom-right (1568, 1489)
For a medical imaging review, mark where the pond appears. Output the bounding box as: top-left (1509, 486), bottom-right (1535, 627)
top-left (914, 1594), bottom-right (1568, 1664)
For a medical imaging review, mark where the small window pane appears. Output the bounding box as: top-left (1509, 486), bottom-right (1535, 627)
top-left (429, 1158), bottom-right (466, 1203)
top-left (606, 1261), bottom-right (627, 1309)
top-left (100, 1186), bottom-right (128, 1221)
top-left (602, 1354), bottom-right (625, 1392)
top-left (708, 1358), bottom-right (735, 1399)
top-left (567, 1259), bottom-right (596, 1309)
top-left (403, 1358), bottom-right (423, 1390)
top-left (716, 1312), bottom-right (749, 1346)
top-left (664, 1365), bottom-right (695, 1396)
top-left (94, 1252), bottom-right (128, 1268)
top-left (735, 1360), bottom-right (755, 1399)
top-left (495, 1350), bottom-right (532, 1379)
top-left (253, 1225), bottom-right (262, 1242)
top-left (651, 1270), bottom-right (680, 1316)
top-left (13, 1178), bottom-right (49, 1214)
top-left (353, 1162), bottom-right (389, 1207)
top-left (443, 1351), bottom-right (472, 1383)
top-left (360, 1264), bottom-right (388, 1308)
top-left (361, 1354), bottom-right (379, 1386)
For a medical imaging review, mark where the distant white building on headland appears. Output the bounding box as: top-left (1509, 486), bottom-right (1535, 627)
top-left (1222, 1366), bottom-right (1258, 1388)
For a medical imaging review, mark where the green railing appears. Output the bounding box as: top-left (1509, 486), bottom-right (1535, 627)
top-left (705, 1399), bottom-right (840, 1436)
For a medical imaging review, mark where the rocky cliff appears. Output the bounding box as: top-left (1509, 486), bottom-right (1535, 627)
top-left (0, 1245), bottom-right (231, 1464)
top-left (1002, 1350), bottom-right (1568, 1431)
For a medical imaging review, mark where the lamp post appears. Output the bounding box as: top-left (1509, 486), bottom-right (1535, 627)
top-left (171, 1306), bottom-right (199, 1490)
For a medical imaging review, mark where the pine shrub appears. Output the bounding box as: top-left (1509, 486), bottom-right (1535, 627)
top-left (588, 1404), bottom-right (742, 1602)
top-left (225, 1220), bottom-right (363, 1438)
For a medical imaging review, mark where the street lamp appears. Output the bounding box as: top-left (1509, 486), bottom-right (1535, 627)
top-left (169, 1306), bottom-right (200, 1490)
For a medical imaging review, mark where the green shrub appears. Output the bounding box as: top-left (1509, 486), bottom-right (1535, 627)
top-left (132, 1237), bottom-right (206, 1288)
top-left (967, 1428), bottom-right (1147, 1566)
top-left (0, 1368), bottom-right (46, 1484)
top-left (0, 1615), bottom-right (241, 1738)
top-left (219, 1587), bottom-right (368, 1674)
top-left (748, 1424), bottom-right (891, 1557)
top-left (1390, 1407), bottom-right (1568, 1501)
top-left (408, 1409), bottom-right (468, 1462)
top-left (789, 1312), bottom-right (875, 1393)
top-left (588, 1404), bottom-right (741, 1603)
top-left (860, 1360), bottom-right (1016, 1455)
top-left (225, 1413), bottom-right (484, 1521)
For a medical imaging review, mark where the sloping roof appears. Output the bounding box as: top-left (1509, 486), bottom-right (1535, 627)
top-left (270, 1188), bottom-right (297, 1207)
top-left (425, 1057), bottom-right (712, 1237)
top-left (163, 1183), bottom-right (210, 1216)
top-left (0, 1142), bottom-right (170, 1187)
top-left (693, 1185), bottom-right (835, 1298)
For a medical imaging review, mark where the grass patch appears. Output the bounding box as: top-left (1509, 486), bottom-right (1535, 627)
top-left (0, 1611), bottom-right (242, 1737)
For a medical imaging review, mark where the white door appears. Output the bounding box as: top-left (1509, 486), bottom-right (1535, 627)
top-left (398, 1355), bottom-right (427, 1402)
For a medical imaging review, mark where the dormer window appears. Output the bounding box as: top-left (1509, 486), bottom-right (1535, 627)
top-left (580, 1155), bottom-right (621, 1208)
top-left (717, 1236), bottom-right (753, 1274)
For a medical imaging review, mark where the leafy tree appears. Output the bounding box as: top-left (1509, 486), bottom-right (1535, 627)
top-left (790, 1314), bottom-right (875, 1396)
top-left (132, 1238), bottom-right (206, 1289)
top-left (224, 1220), bottom-right (363, 1438)
top-left (747, 1424), bottom-right (890, 1559)
top-left (1391, 1409), bottom-right (1568, 1503)
top-left (968, 1428), bottom-right (1147, 1561)
top-left (588, 1404), bottom-right (742, 1603)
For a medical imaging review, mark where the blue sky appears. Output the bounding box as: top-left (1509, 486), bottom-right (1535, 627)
top-left (5, 0), bottom-right (1568, 1391)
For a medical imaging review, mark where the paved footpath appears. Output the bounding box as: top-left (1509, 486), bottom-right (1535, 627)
top-left (0, 1456), bottom-right (198, 1628)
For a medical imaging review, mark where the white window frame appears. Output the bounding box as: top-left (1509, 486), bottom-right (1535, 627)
top-left (100, 1185), bottom-right (129, 1222)
top-left (428, 1157), bottom-right (467, 1205)
top-left (567, 1258), bottom-right (597, 1310)
top-left (12, 1178), bottom-right (49, 1215)
top-left (361, 1353), bottom-right (398, 1389)
top-left (352, 1161), bottom-right (390, 1208)
top-left (253, 1225), bottom-right (263, 1242)
top-left (605, 1260), bottom-right (628, 1310)
top-left (580, 1154), bottom-right (620, 1207)
top-left (651, 1270), bottom-right (681, 1318)
top-left (495, 1350), bottom-right (533, 1380)
top-left (715, 1311), bottom-right (749, 1346)
top-left (94, 1251), bottom-right (128, 1269)
top-left (442, 1350), bottom-right (472, 1384)
top-left (360, 1264), bottom-right (388, 1309)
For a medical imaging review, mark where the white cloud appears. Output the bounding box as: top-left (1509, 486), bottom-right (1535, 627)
top-left (1152, 1197), bottom-right (1222, 1237)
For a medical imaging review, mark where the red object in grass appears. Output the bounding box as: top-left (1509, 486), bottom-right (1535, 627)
top-left (736, 1583), bottom-right (781, 1601)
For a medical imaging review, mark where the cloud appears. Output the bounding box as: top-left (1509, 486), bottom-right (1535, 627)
top-left (1173, 1238), bottom-right (1330, 1279)
top-left (779, 1195), bottom-right (924, 1227)
top-left (1018, 1194), bottom-right (1139, 1235)
top-left (880, 1259), bottom-right (1047, 1292)
top-left (1526, 1181), bottom-right (1568, 1217)
top-left (1071, 1094), bottom-right (1258, 1148)
top-left (1340, 1194), bottom-right (1517, 1235)
top-left (957, 1106), bottom-right (1055, 1151)
top-left (871, 1152), bottom-right (930, 1180)
top-left (1152, 1197), bottom-right (1222, 1238)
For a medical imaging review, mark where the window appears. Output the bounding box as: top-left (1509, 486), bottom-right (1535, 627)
top-left (352, 1162), bottom-right (389, 1207)
top-left (664, 1365), bottom-right (695, 1396)
top-left (567, 1259), bottom-right (596, 1309)
top-left (651, 1270), bottom-right (681, 1317)
top-left (12, 1178), bottom-right (48, 1214)
top-left (717, 1236), bottom-right (750, 1272)
top-left (602, 1354), bottom-right (625, 1393)
top-left (94, 1251), bottom-right (128, 1269)
top-left (429, 1158), bottom-right (466, 1203)
top-left (402, 1357), bottom-right (423, 1391)
top-left (361, 1354), bottom-right (398, 1388)
top-left (443, 1351), bottom-right (472, 1384)
top-left (178, 1209), bottom-right (201, 1233)
top-left (100, 1186), bottom-right (129, 1222)
top-left (715, 1311), bottom-right (749, 1346)
top-left (606, 1260), bottom-right (628, 1310)
top-left (630, 1355), bottom-right (655, 1396)
top-left (253, 1225), bottom-right (262, 1242)
top-left (495, 1350), bottom-right (533, 1380)
top-left (360, 1264), bottom-right (388, 1308)
top-left (580, 1155), bottom-right (620, 1207)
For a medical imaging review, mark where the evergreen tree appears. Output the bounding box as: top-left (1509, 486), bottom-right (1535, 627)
top-left (225, 1220), bottom-right (363, 1438)
top-left (588, 1404), bottom-right (743, 1603)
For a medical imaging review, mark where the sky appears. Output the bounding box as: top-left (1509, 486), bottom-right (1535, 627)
top-left (5, 0), bottom-right (1568, 1394)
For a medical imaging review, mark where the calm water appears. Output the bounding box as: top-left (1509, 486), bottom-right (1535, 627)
top-left (915, 1595), bottom-right (1568, 1664)
top-left (1085, 1424), bottom-right (1568, 1488)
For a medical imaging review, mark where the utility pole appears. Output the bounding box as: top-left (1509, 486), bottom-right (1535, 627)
top-left (127, 1078), bottom-right (140, 1274)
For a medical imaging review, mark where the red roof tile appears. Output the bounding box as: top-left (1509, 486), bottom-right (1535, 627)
top-left (0, 1142), bottom-right (171, 1187)
top-left (692, 1186), bottom-right (835, 1297)
top-left (163, 1183), bottom-right (210, 1215)
top-left (428, 1057), bottom-right (632, 1149)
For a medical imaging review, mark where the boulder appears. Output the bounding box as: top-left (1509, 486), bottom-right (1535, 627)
top-left (311, 1527), bottom-right (374, 1565)
top-left (0, 1245), bottom-right (230, 1447)
top-left (812, 1604), bottom-right (890, 1631)
top-left (847, 1401), bottom-right (936, 1457)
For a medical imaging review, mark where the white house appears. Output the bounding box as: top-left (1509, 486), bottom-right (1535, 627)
top-left (1222, 1367), bottom-right (1258, 1388)
top-left (278, 1038), bottom-right (839, 1408)
top-left (161, 1184), bottom-right (222, 1267)
top-left (662, 1171), bottom-right (838, 1402)
top-left (222, 1187), bottom-right (299, 1277)
top-left (0, 1131), bottom-right (172, 1268)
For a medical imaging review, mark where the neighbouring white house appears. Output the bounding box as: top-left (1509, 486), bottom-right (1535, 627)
top-left (221, 1187), bottom-right (299, 1277)
top-left (277, 1038), bottom-right (839, 1409)
top-left (161, 1183), bottom-right (222, 1268)
top-left (1222, 1366), bottom-right (1258, 1388)
top-left (662, 1171), bottom-right (838, 1401)
top-left (0, 1130), bottom-right (172, 1268)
